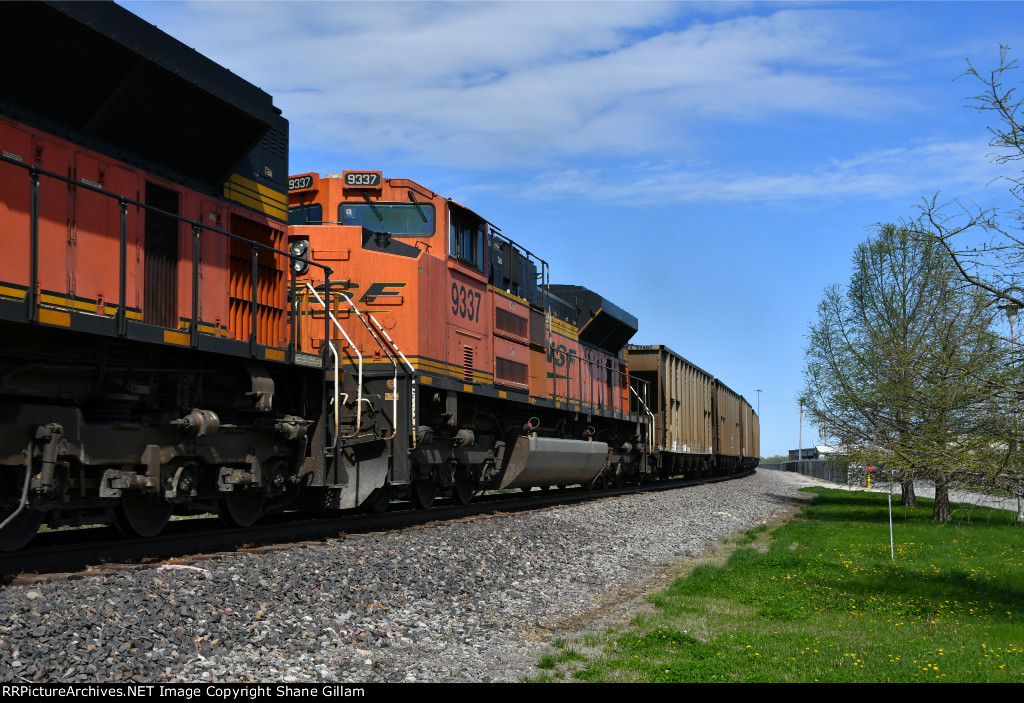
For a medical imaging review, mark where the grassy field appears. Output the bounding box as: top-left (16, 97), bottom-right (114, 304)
top-left (529, 488), bottom-right (1024, 682)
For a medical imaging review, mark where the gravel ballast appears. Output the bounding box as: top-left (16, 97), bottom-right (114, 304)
top-left (0, 469), bottom-right (819, 683)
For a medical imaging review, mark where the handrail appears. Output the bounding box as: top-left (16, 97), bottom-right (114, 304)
top-left (1, 152), bottom-right (334, 355)
top-left (367, 313), bottom-right (417, 447)
top-left (335, 294), bottom-right (401, 441)
top-left (630, 383), bottom-right (656, 454)
top-left (0, 445), bottom-right (33, 534)
top-left (305, 283), bottom-right (363, 441)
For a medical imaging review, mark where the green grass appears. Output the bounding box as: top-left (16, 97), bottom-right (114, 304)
top-left (527, 488), bottom-right (1024, 682)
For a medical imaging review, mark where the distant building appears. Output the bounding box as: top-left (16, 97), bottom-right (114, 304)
top-left (788, 447), bottom-right (819, 461)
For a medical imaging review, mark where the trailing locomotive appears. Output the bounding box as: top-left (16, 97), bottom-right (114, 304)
top-left (0, 1), bottom-right (758, 552)
top-left (0, 1), bottom-right (311, 549)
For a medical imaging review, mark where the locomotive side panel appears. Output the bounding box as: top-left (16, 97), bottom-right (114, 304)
top-left (491, 289), bottom-right (531, 392)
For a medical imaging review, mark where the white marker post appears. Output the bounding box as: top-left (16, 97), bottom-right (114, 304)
top-left (888, 470), bottom-right (896, 561)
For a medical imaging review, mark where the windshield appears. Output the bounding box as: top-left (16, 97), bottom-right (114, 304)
top-left (288, 204), bottom-right (323, 226)
top-left (337, 202), bottom-right (435, 236)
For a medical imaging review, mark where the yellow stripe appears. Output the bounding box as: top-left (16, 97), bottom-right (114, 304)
top-left (163, 330), bottom-right (190, 346)
top-left (224, 186), bottom-right (287, 219)
top-left (336, 354), bottom-right (497, 386)
top-left (228, 172), bottom-right (288, 206)
top-left (549, 317), bottom-right (579, 339)
top-left (406, 356), bottom-right (494, 382)
top-left (38, 308), bottom-right (70, 327)
top-left (578, 306), bottom-right (602, 334)
top-left (264, 348), bottom-right (286, 362)
top-left (463, 384), bottom-right (473, 393)
top-left (224, 173), bottom-right (288, 220)
top-left (185, 322), bottom-right (226, 337)
top-left (35, 292), bottom-right (139, 319)
top-left (38, 292), bottom-right (71, 308)
top-left (0, 285), bottom-right (26, 301)
top-left (489, 286), bottom-right (530, 307)
top-left (420, 375), bottom-right (433, 385)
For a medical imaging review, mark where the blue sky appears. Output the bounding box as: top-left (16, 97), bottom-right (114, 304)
top-left (122, 0), bottom-right (1024, 456)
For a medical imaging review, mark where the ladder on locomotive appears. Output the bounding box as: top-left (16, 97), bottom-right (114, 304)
top-left (303, 284), bottom-right (415, 458)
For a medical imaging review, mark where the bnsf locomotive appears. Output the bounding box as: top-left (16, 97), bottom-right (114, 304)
top-left (0, 2), bottom-right (758, 551)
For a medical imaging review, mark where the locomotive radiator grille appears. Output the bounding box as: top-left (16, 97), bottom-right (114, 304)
top-left (228, 214), bottom-right (286, 346)
top-left (496, 357), bottom-right (529, 385)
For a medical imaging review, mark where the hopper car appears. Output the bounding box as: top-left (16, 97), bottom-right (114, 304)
top-left (0, 1), bottom-right (757, 552)
top-left (628, 345), bottom-right (759, 476)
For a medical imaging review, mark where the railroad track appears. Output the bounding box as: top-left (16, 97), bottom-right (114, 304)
top-left (0, 470), bottom-right (753, 581)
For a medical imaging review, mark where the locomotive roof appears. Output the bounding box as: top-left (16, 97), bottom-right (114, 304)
top-left (0, 1), bottom-right (283, 191)
top-left (548, 284), bottom-right (639, 353)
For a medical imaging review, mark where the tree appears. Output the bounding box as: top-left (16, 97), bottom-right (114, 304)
top-left (903, 46), bottom-right (1024, 520)
top-left (803, 225), bottom-right (1003, 520)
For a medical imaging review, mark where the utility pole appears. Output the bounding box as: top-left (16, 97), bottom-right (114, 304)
top-left (1000, 299), bottom-right (1022, 522)
top-left (798, 399), bottom-right (803, 464)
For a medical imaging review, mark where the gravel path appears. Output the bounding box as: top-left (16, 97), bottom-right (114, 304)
top-left (0, 469), bottom-right (820, 683)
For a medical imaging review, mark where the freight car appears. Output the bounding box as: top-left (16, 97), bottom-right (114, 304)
top-left (0, 2), bottom-right (758, 552)
top-left (627, 345), bottom-right (760, 477)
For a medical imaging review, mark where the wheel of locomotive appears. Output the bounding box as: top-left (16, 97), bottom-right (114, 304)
top-left (115, 492), bottom-right (173, 538)
top-left (557, 484), bottom-right (567, 491)
top-left (220, 489), bottom-right (266, 528)
top-left (411, 479), bottom-right (436, 509)
top-left (453, 476), bottom-right (475, 506)
top-left (0, 468), bottom-right (44, 551)
top-left (0, 508), bottom-right (43, 551)
top-left (364, 483), bottom-right (393, 514)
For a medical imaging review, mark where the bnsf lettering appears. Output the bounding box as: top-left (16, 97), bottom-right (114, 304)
top-left (548, 342), bottom-right (574, 367)
top-left (451, 283), bottom-right (482, 322)
top-left (358, 282), bottom-right (406, 304)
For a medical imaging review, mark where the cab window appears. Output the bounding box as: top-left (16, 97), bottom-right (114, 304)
top-left (449, 210), bottom-right (485, 271)
top-left (288, 204), bottom-right (322, 226)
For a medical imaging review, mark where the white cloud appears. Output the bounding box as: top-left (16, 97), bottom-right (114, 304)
top-left (512, 138), bottom-right (1014, 204)
top-left (123, 1), bottom-right (904, 168)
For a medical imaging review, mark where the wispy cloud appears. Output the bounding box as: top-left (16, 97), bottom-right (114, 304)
top-left (513, 139), bottom-right (1014, 204)
top-left (124, 2), bottom-right (906, 168)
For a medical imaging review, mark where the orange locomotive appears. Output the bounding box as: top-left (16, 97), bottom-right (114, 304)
top-left (286, 172), bottom-right (651, 509)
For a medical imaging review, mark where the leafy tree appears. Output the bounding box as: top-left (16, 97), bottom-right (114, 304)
top-left (902, 46), bottom-right (1024, 520)
top-left (803, 225), bottom-right (1003, 521)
